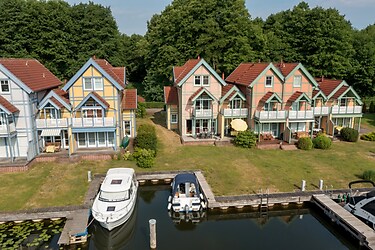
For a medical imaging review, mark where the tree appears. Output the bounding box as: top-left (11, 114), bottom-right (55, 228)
top-left (143, 0), bottom-right (261, 100)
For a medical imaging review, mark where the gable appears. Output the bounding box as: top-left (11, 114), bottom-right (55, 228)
top-left (284, 63), bottom-right (318, 87)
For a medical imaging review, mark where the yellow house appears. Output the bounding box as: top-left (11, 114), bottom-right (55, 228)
top-left (37, 57), bottom-right (137, 155)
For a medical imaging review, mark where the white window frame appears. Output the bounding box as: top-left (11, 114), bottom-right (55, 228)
top-left (194, 75), bottom-right (210, 86)
top-left (340, 98), bottom-right (347, 107)
top-left (83, 77), bottom-right (103, 91)
top-left (124, 120), bottom-right (131, 136)
top-left (171, 114), bottom-right (178, 124)
top-left (0, 80), bottom-right (10, 93)
top-left (265, 76), bottom-right (273, 87)
top-left (293, 76), bottom-right (302, 87)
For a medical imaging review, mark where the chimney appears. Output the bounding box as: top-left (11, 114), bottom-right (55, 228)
top-left (93, 55), bottom-right (96, 60)
top-left (42, 73), bottom-right (45, 78)
top-left (197, 55), bottom-right (200, 59)
top-left (222, 72), bottom-right (225, 80)
top-left (321, 75), bottom-right (324, 82)
top-left (25, 60), bottom-right (28, 66)
top-left (63, 79), bottom-right (67, 84)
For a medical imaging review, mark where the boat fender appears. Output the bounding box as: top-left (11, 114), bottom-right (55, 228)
top-left (167, 203), bottom-right (172, 211)
top-left (200, 193), bottom-right (204, 200)
top-left (201, 201), bottom-right (206, 209)
top-left (168, 196), bottom-right (172, 202)
top-left (185, 205), bottom-right (189, 213)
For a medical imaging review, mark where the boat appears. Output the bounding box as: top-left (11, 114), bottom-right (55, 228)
top-left (92, 168), bottom-right (138, 231)
top-left (167, 173), bottom-right (206, 213)
top-left (343, 180), bottom-right (375, 228)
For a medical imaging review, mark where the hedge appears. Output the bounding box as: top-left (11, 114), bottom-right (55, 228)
top-left (313, 135), bottom-right (332, 149)
top-left (233, 130), bottom-right (257, 148)
top-left (134, 124), bottom-right (157, 154)
top-left (144, 102), bottom-right (165, 109)
top-left (297, 137), bottom-right (313, 150)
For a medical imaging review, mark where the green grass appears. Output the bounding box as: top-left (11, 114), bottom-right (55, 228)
top-left (0, 113), bottom-right (374, 211)
top-left (362, 113), bottom-right (375, 131)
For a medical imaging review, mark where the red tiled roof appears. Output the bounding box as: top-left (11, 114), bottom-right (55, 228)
top-left (0, 58), bottom-right (61, 92)
top-left (316, 77), bottom-right (342, 97)
top-left (274, 62), bottom-right (299, 77)
top-left (313, 89), bottom-right (319, 98)
top-left (259, 91), bottom-right (275, 103)
top-left (332, 86), bottom-right (349, 99)
top-left (122, 89), bottom-right (137, 110)
top-left (91, 91), bottom-right (110, 109)
top-left (222, 83), bottom-right (234, 96)
top-left (53, 89), bottom-right (70, 105)
top-left (0, 95), bottom-right (19, 113)
top-left (50, 97), bottom-right (65, 109)
top-left (225, 63), bottom-right (269, 86)
top-left (173, 59), bottom-right (200, 84)
top-left (94, 59), bottom-right (125, 88)
top-left (164, 86), bottom-right (178, 105)
top-left (188, 87), bottom-right (205, 102)
top-left (287, 91), bottom-right (304, 103)
top-left (137, 95), bottom-right (145, 103)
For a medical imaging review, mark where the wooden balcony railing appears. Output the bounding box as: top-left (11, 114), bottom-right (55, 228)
top-left (0, 123), bottom-right (16, 135)
top-left (223, 108), bottom-right (248, 117)
top-left (331, 106), bottom-right (362, 115)
top-left (193, 109), bottom-right (213, 118)
top-left (254, 110), bottom-right (287, 121)
top-left (36, 118), bottom-right (69, 128)
top-left (288, 110), bottom-right (314, 120)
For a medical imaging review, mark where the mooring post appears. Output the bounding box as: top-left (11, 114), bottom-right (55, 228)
top-left (149, 219), bottom-right (157, 249)
top-left (87, 171), bottom-right (92, 182)
top-left (301, 180), bottom-right (306, 192)
top-left (319, 179), bottom-right (323, 190)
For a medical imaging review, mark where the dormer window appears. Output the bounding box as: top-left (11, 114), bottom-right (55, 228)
top-left (194, 75), bottom-right (209, 86)
top-left (83, 77), bottom-right (103, 91)
top-left (1, 80), bottom-right (9, 93)
top-left (340, 99), bottom-right (347, 106)
top-left (265, 76), bottom-right (273, 87)
top-left (293, 76), bottom-right (302, 87)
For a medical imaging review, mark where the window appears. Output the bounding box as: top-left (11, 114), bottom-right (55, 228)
top-left (194, 76), bottom-right (201, 86)
top-left (231, 99), bottom-right (242, 109)
top-left (83, 77), bottom-right (103, 90)
top-left (124, 121), bottom-right (131, 136)
top-left (194, 75), bottom-right (209, 86)
top-left (78, 133), bottom-right (86, 146)
top-left (1, 80), bottom-right (9, 93)
top-left (340, 99), bottom-right (347, 106)
top-left (265, 76), bottom-right (273, 87)
top-left (171, 114), bottom-right (178, 123)
top-left (202, 76), bottom-right (209, 86)
top-left (293, 76), bottom-right (302, 87)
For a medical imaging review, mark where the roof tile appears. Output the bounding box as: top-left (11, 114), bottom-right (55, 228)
top-left (0, 95), bottom-right (19, 113)
top-left (164, 86), bottom-right (178, 105)
top-left (94, 59), bottom-right (125, 88)
top-left (316, 77), bottom-right (343, 97)
top-left (122, 89), bottom-right (137, 110)
top-left (225, 63), bottom-right (269, 86)
top-left (173, 59), bottom-right (200, 84)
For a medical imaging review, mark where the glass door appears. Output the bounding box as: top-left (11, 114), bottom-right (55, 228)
top-left (88, 132), bottom-right (96, 147)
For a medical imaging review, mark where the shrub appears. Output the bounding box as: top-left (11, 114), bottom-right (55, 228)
top-left (363, 103), bottom-right (367, 113)
top-left (133, 148), bottom-right (155, 168)
top-left (134, 124), bottom-right (157, 154)
top-left (233, 130), bottom-right (257, 148)
top-left (361, 132), bottom-right (375, 141)
top-left (313, 135), bottom-right (332, 149)
top-left (340, 127), bottom-right (359, 142)
top-left (136, 102), bottom-right (146, 118)
top-left (297, 137), bottom-right (313, 150)
top-left (144, 102), bottom-right (164, 109)
top-left (363, 170), bottom-right (375, 182)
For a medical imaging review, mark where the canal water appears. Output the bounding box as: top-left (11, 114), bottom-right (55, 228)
top-left (87, 185), bottom-right (364, 250)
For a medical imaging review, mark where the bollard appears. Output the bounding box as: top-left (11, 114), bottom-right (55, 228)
top-left (149, 219), bottom-right (157, 249)
top-left (319, 179), bottom-right (323, 190)
top-left (301, 180), bottom-right (306, 192)
top-left (87, 171), bottom-right (92, 182)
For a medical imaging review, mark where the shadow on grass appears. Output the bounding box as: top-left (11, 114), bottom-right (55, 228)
top-left (150, 111), bottom-right (167, 128)
top-left (364, 113), bottom-right (375, 127)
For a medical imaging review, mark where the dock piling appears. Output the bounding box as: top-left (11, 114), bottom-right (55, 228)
top-left (87, 171), bottom-right (92, 182)
top-left (319, 180), bottom-right (323, 190)
top-left (149, 219), bottom-right (157, 249)
top-left (301, 180), bottom-right (306, 191)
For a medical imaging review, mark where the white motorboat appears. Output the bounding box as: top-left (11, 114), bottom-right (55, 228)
top-left (167, 173), bottom-right (206, 213)
top-left (92, 168), bottom-right (138, 231)
top-left (343, 180), bottom-right (375, 228)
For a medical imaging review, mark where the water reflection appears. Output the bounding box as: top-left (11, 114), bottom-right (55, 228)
top-left (88, 185), bottom-right (361, 250)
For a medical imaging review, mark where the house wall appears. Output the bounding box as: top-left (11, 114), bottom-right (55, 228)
top-left (180, 65), bottom-right (222, 136)
top-left (0, 69), bottom-right (38, 160)
top-left (283, 69), bottom-right (313, 108)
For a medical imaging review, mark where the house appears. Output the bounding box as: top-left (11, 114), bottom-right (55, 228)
top-left (226, 62), bottom-right (363, 142)
top-left (37, 57), bottom-right (137, 155)
top-left (0, 58), bottom-right (61, 161)
top-left (164, 58), bottom-right (248, 139)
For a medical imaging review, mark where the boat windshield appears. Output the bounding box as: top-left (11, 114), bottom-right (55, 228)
top-left (99, 190), bottom-right (129, 202)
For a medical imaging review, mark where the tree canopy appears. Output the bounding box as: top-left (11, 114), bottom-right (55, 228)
top-left (0, 0), bottom-right (374, 98)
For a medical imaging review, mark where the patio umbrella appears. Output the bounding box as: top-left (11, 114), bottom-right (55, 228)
top-left (230, 119), bottom-right (248, 131)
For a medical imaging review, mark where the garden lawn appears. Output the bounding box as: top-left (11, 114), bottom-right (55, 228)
top-left (0, 111), bottom-right (374, 211)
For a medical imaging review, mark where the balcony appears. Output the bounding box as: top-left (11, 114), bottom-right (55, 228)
top-left (72, 117), bottom-right (115, 128)
top-left (36, 118), bottom-right (69, 128)
top-left (254, 110), bottom-right (287, 121)
top-left (223, 108), bottom-right (248, 117)
top-left (312, 107), bottom-right (330, 116)
top-left (0, 123), bottom-right (16, 136)
top-left (193, 109), bottom-right (213, 118)
top-left (288, 110), bottom-right (314, 120)
top-left (332, 106), bottom-right (362, 115)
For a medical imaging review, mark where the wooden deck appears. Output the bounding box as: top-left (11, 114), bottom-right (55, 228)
top-left (312, 194), bottom-right (375, 249)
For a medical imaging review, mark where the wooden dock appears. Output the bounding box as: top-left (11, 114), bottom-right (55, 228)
top-left (57, 209), bottom-right (90, 245)
top-left (195, 171), bottom-right (219, 208)
top-left (312, 194), bottom-right (375, 249)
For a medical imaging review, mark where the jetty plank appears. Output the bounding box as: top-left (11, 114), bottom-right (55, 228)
top-left (313, 194), bottom-right (375, 249)
top-left (58, 209), bottom-right (89, 245)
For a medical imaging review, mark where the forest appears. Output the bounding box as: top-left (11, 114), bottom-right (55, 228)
top-left (0, 0), bottom-right (374, 101)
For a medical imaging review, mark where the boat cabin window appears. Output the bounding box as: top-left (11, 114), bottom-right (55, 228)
top-left (99, 190), bottom-right (130, 202)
